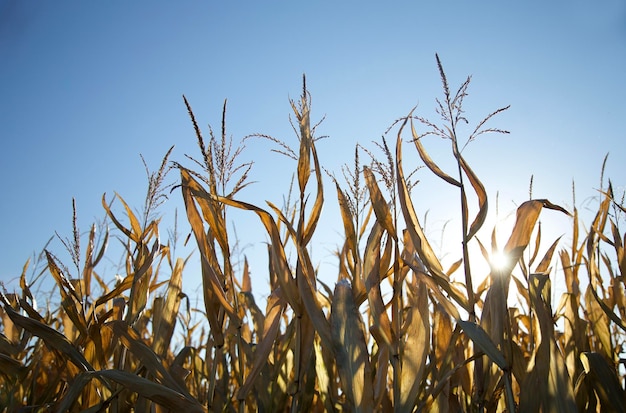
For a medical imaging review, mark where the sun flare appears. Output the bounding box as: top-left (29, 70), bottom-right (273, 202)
top-left (490, 250), bottom-right (510, 271)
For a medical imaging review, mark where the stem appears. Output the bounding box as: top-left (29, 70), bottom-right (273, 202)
top-left (290, 315), bottom-right (302, 413)
top-left (208, 344), bottom-right (220, 410)
top-left (450, 121), bottom-right (483, 410)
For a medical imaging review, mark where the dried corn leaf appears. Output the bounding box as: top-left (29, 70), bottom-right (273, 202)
top-left (335, 181), bottom-right (358, 261)
top-left (101, 194), bottom-right (134, 241)
top-left (331, 280), bottom-right (374, 413)
top-left (179, 169), bottom-right (237, 343)
top-left (90, 369), bottom-right (206, 412)
top-left (410, 117), bottom-right (461, 187)
top-left (458, 153), bottom-right (488, 240)
top-left (210, 194), bottom-right (301, 313)
top-left (0, 353), bottom-right (25, 378)
top-left (373, 343), bottom-right (390, 407)
top-left (587, 278), bottom-right (626, 333)
top-left (363, 166), bottom-right (396, 238)
top-left (2, 304), bottom-right (92, 372)
top-left (107, 320), bottom-right (189, 397)
top-left (458, 320), bottom-right (507, 370)
top-left (237, 291), bottom-right (286, 399)
top-left (301, 142), bottom-right (324, 246)
top-left (180, 168), bottom-right (229, 254)
top-left (115, 193), bottom-right (143, 241)
top-left (520, 274), bottom-right (576, 412)
top-left (314, 335), bottom-right (335, 412)
top-left (395, 128), bottom-right (470, 312)
top-left (535, 236), bottom-right (562, 274)
top-left (584, 286), bottom-right (613, 357)
top-left (94, 274), bottom-right (133, 308)
top-left (152, 257), bottom-right (184, 357)
top-left (126, 240), bottom-right (159, 325)
top-left (364, 223), bottom-right (394, 347)
top-left (579, 352), bottom-right (626, 413)
top-left (54, 371), bottom-right (95, 412)
top-left (273, 206), bottom-right (332, 346)
top-left (398, 278), bottom-right (430, 412)
top-left (45, 251), bottom-right (86, 332)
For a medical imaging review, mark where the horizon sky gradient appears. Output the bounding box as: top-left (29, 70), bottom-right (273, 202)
top-left (1, 1), bottom-right (625, 302)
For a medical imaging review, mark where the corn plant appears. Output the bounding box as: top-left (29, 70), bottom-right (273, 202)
top-left (1, 57), bottom-right (625, 412)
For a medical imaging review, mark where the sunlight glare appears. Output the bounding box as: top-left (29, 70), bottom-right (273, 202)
top-left (490, 250), bottom-right (510, 272)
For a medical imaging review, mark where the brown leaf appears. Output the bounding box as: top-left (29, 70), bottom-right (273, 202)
top-left (399, 278), bottom-right (430, 412)
top-left (458, 154), bottom-right (488, 240)
top-left (237, 291), bottom-right (286, 399)
top-left (330, 280), bottom-right (374, 412)
top-left (90, 369), bottom-right (206, 412)
top-left (2, 304), bottom-right (92, 372)
top-left (410, 117), bottom-right (461, 187)
top-left (363, 166), bottom-right (396, 238)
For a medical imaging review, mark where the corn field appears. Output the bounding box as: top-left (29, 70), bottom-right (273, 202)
top-left (1, 57), bottom-right (625, 412)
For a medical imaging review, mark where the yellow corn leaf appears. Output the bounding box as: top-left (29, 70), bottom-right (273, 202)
top-left (398, 278), bottom-right (430, 412)
top-left (502, 200), bottom-right (541, 271)
top-left (84, 320), bottom-right (112, 371)
top-left (179, 169), bottom-right (237, 334)
top-left (458, 154), bottom-right (488, 240)
top-left (152, 257), bottom-right (184, 358)
top-left (331, 280), bottom-right (374, 413)
top-left (373, 343), bottom-right (390, 407)
top-left (94, 274), bottom-right (134, 308)
top-left (588, 279), bottom-right (626, 333)
top-left (335, 181), bottom-right (357, 260)
top-left (210, 194), bottom-right (301, 313)
top-left (115, 192), bottom-right (143, 241)
top-left (107, 320), bottom-right (192, 397)
top-left (410, 116), bottom-right (461, 187)
top-left (90, 370), bottom-right (206, 412)
top-left (54, 371), bottom-right (95, 412)
top-left (520, 274), bottom-right (576, 412)
top-left (433, 302), bottom-right (453, 370)
top-left (45, 251), bottom-right (88, 337)
top-left (458, 320), bottom-right (507, 370)
top-left (180, 168), bottom-right (229, 257)
top-left (237, 291), bottom-right (286, 400)
top-left (18, 260), bottom-right (33, 302)
top-left (2, 304), bottom-right (92, 372)
top-left (126, 240), bottom-right (159, 324)
top-left (80, 223), bottom-right (97, 298)
top-left (535, 236), bottom-right (562, 274)
top-left (102, 193), bottom-right (135, 242)
top-left (579, 352), bottom-right (626, 413)
top-left (395, 127), bottom-right (454, 289)
top-left (585, 286), bottom-right (615, 356)
top-left (363, 166), bottom-right (396, 238)
top-left (267, 201), bottom-right (332, 346)
top-left (301, 141), bottom-right (324, 246)
top-left (313, 335), bottom-right (335, 412)
top-left (446, 258), bottom-right (463, 277)
top-left (503, 200), bottom-right (569, 270)
top-left (511, 274), bottom-right (530, 310)
top-left (528, 221), bottom-right (542, 267)
top-left (364, 223), bottom-right (394, 347)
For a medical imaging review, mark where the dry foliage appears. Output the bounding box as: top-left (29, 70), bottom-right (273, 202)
top-left (1, 59), bottom-right (625, 412)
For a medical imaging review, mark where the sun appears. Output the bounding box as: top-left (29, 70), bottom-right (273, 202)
top-left (490, 250), bottom-right (510, 272)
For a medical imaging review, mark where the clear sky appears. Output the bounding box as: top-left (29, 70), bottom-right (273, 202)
top-left (1, 1), bottom-right (625, 301)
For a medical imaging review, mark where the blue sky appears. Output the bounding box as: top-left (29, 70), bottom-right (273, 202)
top-left (1, 1), bottom-right (625, 300)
